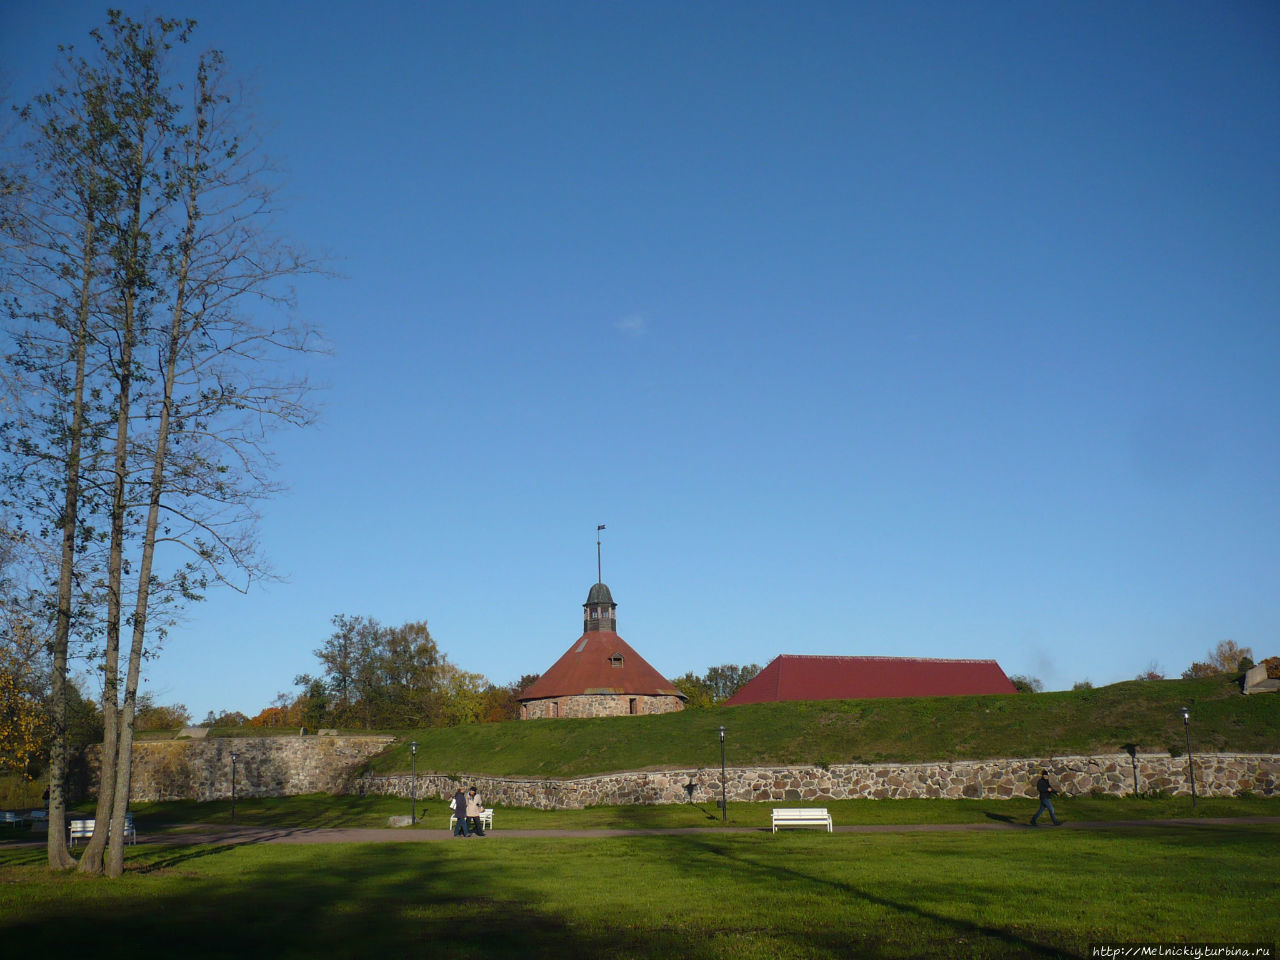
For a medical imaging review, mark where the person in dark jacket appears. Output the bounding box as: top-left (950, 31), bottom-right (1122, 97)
top-left (1030, 770), bottom-right (1061, 826)
top-left (452, 787), bottom-right (471, 837)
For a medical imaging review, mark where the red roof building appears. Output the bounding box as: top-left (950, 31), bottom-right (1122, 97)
top-left (725, 654), bottom-right (1018, 705)
top-left (519, 582), bottom-right (685, 719)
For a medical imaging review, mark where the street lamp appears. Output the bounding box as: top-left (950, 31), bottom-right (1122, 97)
top-left (230, 751), bottom-right (239, 824)
top-left (718, 726), bottom-right (727, 823)
top-left (1180, 707), bottom-right (1196, 808)
top-left (410, 741), bottom-right (418, 825)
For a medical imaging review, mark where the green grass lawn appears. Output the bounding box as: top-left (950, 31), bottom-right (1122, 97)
top-left (89, 792), bottom-right (1280, 833)
top-left (356, 676), bottom-right (1278, 779)
top-left (1, 825), bottom-right (1276, 958)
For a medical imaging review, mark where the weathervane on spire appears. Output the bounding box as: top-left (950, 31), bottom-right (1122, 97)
top-left (596, 524), bottom-right (606, 583)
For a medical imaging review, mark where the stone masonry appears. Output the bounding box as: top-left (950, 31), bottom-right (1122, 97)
top-left (92, 739), bottom-right (1277, 807)
top-left (89, 736), bottom-right (393, 802)
top-left (521, 693), bottom-right (684, 719)
top-left (357, 753), bottom-right (1278, 810)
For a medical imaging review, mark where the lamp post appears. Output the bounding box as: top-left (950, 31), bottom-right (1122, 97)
top-left (230, 752), bottom-right (239, 824)
top-left (718, 726), bottom-right (727, 823)
top-left (1180, 707), bottom-right (1196, 808)
top-left (410, 741), bottom-right (418, 825)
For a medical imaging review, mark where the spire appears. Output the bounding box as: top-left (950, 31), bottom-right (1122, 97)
top-left (585, 525), bottom-right (617, 632)
top-left (596, 524), bottom-right (605, 583)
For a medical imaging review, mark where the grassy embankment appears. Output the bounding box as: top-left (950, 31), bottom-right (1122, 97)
top-left (359, 675), bottom-right (1277, 778)
top-left (3, 675), bottom-right (1271, 810)
top-left (2, 825), bottom-right (1278, 958)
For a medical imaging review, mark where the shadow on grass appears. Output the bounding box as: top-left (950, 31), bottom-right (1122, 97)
top-left (0, 845), bottom-right (738, 960)
top-left (135, 838), bottom-right (264, 874)
top-left (676, 834), bottom-right (1076, 958)
top-left (984, 811), bottom-right (1018, 823)
top-left (10, 827), bottom-right (1272, 959)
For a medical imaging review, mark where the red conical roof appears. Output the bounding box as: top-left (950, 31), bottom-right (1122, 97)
top-left (519, 631), bottom-right (684, 701)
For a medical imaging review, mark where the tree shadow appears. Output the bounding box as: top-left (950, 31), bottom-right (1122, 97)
top-left (676, 834), bottom-right (1075, 958)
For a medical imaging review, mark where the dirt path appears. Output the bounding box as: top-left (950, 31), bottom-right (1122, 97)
top-left (37, 815), bottom-right (1274, 848)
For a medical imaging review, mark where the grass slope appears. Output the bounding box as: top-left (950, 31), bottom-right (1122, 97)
top-left (2, 826), bottom-right (1277, 958)
top-left (364, 675), bottom-right (1277, 778)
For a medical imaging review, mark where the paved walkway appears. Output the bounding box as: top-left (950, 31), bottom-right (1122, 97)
top-left (10, 815), bottom-right (1272, 849)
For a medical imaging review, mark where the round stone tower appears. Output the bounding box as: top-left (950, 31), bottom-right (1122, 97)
top-left (518, 581), bottom-right (685, 719)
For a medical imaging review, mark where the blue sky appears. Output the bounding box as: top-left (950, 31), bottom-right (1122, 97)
top-left (3, 1), bottom-right (1278, 719)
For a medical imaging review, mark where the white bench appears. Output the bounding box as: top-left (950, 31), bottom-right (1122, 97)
top-left (449, 809), bottom-right (494, 832)
top-left (1, 811), bottom-right (22, 826)
top-left (771, 807), bottom-right (833, 833)
top-left (69, 816), bottom-right (136, 846)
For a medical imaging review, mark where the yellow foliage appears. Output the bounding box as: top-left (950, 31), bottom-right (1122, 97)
top-left (0, 656), bottom-right (46, 779)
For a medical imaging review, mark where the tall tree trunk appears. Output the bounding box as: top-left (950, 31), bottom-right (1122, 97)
top-left (106, 62), bottom-right (205, 879)
top-left (46, 219), bottom-right (97, 871)
top-left (80, 92), bottom-right (148, 878)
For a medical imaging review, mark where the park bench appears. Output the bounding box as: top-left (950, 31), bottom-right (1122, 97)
top-left (1, 811), bottom-right (22, 827)
top-left (449, 809), bottom-right (494, 832)
top-left (771, 807), bottom-right (833, 833)
top-left (69, 815), bottom-right (136, 846)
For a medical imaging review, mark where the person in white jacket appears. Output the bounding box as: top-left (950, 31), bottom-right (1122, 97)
top-left (465, 787), bottom-right (487, 837)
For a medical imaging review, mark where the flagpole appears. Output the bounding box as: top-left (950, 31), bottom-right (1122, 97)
top-left (596, 524), bottom-right (605, 583)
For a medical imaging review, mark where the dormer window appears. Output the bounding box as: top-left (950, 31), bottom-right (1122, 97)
top-left (609, 654), bottom-right (624, 668)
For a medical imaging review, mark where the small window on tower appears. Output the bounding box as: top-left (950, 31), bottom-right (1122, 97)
top-left (609, 654), bottom-right (624, 668)
top-left (591, 609), bottom-right (599, 619)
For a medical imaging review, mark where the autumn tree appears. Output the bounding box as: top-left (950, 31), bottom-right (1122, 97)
top-left (199, 708), bottom-right (247, 728)
top-left (0, 649), bottom-right (45, 779)
top-left (672, 663), bottom-right (762, 707)
top-left (1208, 640), bottom-right (1252, 673)
top-left (481, 673), bottom-right (540, 722)
top-left (313, 616), bottom-right (443, 727)
top-left (133, 695), bottom-right (190, 732)
top-left (1182, 640), bottom-right (1254, 679)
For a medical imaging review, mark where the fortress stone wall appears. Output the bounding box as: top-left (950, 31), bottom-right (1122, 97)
top-left (357, 752), bottom-right (1278, 809)
top-left (95, 739), bottom-right (1276, 806)
top-left (89, 736), bottom-right (393, 802)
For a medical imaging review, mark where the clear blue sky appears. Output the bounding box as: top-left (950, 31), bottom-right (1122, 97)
top-left (3, 1), bottom-right (1278, 719)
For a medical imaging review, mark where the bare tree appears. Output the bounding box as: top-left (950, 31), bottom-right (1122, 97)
top-left (3, 12), bottom-right (323, 877)
top-left (2, 40), bottom-right (120, 869)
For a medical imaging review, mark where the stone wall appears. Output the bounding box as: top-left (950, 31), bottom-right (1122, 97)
top-left (355, 753), bottom-right (1278, 810)
top-left (520, 693), bottom-right (684, 719)
top-left (91, 739), bottom-right (1278, 807)
top-left (90, 736), bottom-right (393, 802)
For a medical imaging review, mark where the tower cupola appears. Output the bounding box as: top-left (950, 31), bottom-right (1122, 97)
top-left (583, 581), bottom-right (617, 633)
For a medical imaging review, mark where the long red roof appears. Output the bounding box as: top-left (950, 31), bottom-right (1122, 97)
top-left (725, 654), bottom-right (1017, 705)
top-left (518, 631), bottom-right (684, 701)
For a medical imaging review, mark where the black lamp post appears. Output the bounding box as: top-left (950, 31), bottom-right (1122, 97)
top-left (1180, 707), bottom-right (1196, 808)
top-left (718, 725), bottom-right (727, 823)
top-left (410, 741), bottom-right (418, 825)
top-left (230, 751), bottom-right (239, 824)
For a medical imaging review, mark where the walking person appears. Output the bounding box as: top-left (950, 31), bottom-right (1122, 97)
top-left (452, 786), bottom-right (471, 837)
top-left (1030, 769), bottom-right (1062, 826)
top-left (466, 787), bottom-right (487, 837)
